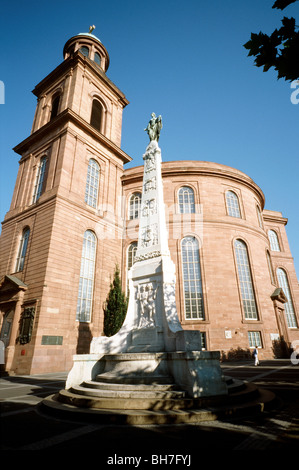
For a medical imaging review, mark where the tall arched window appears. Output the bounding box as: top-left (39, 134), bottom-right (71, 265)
top-left (268, 230), bottom-right (280, 252)
top-left (129, 192), bottom-right (141, 219)
top-left (90, 99), bottom-right (103, 132)
top-left (234, 239), bottom-right (258, 320)
top-left (15, 227), bottom-right (30, 272)
top-left (277, 268), bottom-right (298, 328)
top-left (50, 94), bottom-right (60, 120)
top-left (32, 156), bottom-right (47, 203)
top-left (178, 186), bottom-right (195, 214)
top-left (226, 191), bottom-right (241, 218)
top-left (181, 236), bottom-right (205, 320)
top-left (85, 159), bottom-right (100, 208)
top-left (76, 230), bottom-right (97, 322)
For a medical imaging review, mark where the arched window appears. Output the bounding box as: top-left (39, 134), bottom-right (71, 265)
top-left (76, 230), bottom-right (97, 322)
top-left (268, 230), bottom-right (280, 252)
top-left (234, 239), bottom-right (258, 320)
top-left (181, 236), bottom-right (205, 320)
top-left (129, 192), bottom-right (141, 219)
top-left (178, 186), bottom-right (195, 214)
top-left (226, 191), bottom-right (241, 218)
top-left (85, 159), bottom-right (100, 208)
top-left (256, 205), bottom-right (264, 229)
top-left (277, 268), bottom-right (298, 328)
top-left (266, 250), bottom-right (275, 285)
top-left (50, 94), bottom-right (60, 120)
top-left (32, 156), bottom-right (47, 203)
top-left (94, 52), bottom-right (101, 66)
top-left (15, 227), bottom-right (30, 272)
top-left (90, 99), bottom-right (103, 132)
top-left (79, 46), bottom-right (89, 57)
top-left (127, 242), bottom-right (137, 292)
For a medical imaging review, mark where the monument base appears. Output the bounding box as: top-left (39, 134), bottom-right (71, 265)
top-left (65, 350), bottom-right (227, 398)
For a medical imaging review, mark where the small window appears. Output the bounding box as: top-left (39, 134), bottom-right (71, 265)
top-left (248, 331), bottom-right (262, 348)
top-left (85, 159), bottom-right (100, 208)
top-left (19, 307), bottom-right (35, 344)
top-left (50, 94), bottom-right (60, 120)
top-left (15, 227), bottom-right (30, 272)
top-left (79, 46), bottom-right (89, 57)
top-left (226, 191), bottom-right (241, 218)
top-left (178, 186), bottom-right (195, 214)
top-left (32, 156), bottom-right (47, 203)
top-left (94, 52), bottom-right (101, 66)
top-left (277, 268), bottom-right (298, 328)
top-left (268, 230), bottom-right (280, 252)
top-left (129, 193), bottom-right (141, 219)
top-left (90, 99), bottom-right (103, 132)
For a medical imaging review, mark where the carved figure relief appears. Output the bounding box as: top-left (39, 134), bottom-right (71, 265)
top-left (142, 198), bottom-right (157, 217)
top-left (144, 151), bottom-right (156, 173)
top-left (144, 177), bottom-right (156, 193)
top-left (137, 283), bottom-right (158, 327)
top-left (141, 224), bottom-right (158, 247)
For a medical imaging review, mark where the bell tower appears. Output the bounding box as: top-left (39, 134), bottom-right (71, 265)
top-left (0, 28), bottom-right (131, 375)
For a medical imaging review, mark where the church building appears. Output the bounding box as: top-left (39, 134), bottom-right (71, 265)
top-left (0, 31), bottom-right (298, 375)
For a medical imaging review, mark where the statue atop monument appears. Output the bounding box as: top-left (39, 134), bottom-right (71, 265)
top-left (144, 113), bottom-right (162, 142)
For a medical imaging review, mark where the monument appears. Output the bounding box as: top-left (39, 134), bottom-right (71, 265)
top-left (66, 114), bottom-right (227, 399)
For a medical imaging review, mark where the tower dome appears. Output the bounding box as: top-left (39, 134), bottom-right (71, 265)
top-left (63, 26), bottom-right (110, 72)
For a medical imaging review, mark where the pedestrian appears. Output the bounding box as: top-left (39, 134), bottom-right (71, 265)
top-left (253, 346), bottom-right (259, 366)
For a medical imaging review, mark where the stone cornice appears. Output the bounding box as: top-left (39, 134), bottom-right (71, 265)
top-left (13, 108), bottom-right (132, 164)
top-left (122, 161), bottom-right (265, 207)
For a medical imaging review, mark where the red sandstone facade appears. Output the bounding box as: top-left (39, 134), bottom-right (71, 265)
top-left (0, 32), bottom-right (298, 375)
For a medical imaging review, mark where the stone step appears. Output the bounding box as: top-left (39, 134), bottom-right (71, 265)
top-left (83, 380), bottom-right (181, 392)
top-left (41, 387), bottom-right (277, 425)
top-left (57, 388), bottom-right (194, 410)
top-left (95, 373), bottom-right (175, 385)
top-left (71, 383), bottom-right (186, 399)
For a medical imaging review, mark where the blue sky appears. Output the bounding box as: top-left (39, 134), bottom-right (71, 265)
top-left (0, 0), bottom-right (298, 275)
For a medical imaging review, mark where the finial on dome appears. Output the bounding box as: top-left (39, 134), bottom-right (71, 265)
top-left (89, 25), bottom-right (96, 33)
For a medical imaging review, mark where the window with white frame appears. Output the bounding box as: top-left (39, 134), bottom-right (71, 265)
top-left (85, 159), bottom-right (100, 208)
top-left (129, 192), bottom-right (141, 219)
top-left (276, 268), bottom-right (298, 328)
top-left (178, 186), bottom-right (195, 214)
top-left (226, 190), bottom-right (241, 218)
top-left (268, 230), bottom-right (280, 252)
top-left (32, 156), bottom-right (47, 203)
top-left (127, 242), bottom-right (137, 292)
top-left (248, 331), bottom-right (262, 348)
top-left (234, 239), bottom-right (258, 320)
top-left (15, 227), bottom-right (30, 272)
top-left (76, 230), bottom-right (97, 322)
top-left (181, 236), bottom-right (205, 320)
